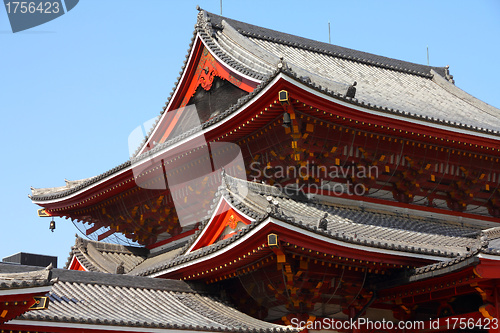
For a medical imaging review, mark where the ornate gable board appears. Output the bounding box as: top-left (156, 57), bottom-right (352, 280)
top-left (67, 256), bottom-right (86, 271)
top-left (186, 196), bottom-right (253, 253)
top-left (139, 37), bottom-right (259, 156)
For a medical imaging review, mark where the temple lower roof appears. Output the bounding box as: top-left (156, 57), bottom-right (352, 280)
top-left (57, 174), bottom-right (500, 279)
top-left (0, 263), bottom-right (294, 332)
top-left (65, 236), bottom-right (148, 274)
top-left (0, 264), bottom-right (54, 290)
top-left (127, 175), bottom-right (493, 277)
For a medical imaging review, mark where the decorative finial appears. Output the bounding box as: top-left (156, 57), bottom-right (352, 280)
top-left (116, 262), bottom-right (125, 274)
top-left (318, 213), bottom-right (328, 230)
top-left (277, 56), bottom-right (287, 69)
top-left (444, 65), bottom-right (454, 84)
top-left (345, 81), bottom-right (357, 98)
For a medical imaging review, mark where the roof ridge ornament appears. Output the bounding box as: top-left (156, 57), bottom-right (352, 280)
top-left (479, 231), bottom-right (489, 249)
top-left (444, 65), bottom-right (455, 84)
top-left (196, 8), bottom-right (214, 37)
top-left (318, 213), bottom-right (328, 231)
top-left (266, 196), bottom-right (281, 216)
top-left (277, 56), bottom-right (289, 71)
top-left (116, 262), bottom-right (125, 274)
top-left (345, 81), bottom-right (357, 98)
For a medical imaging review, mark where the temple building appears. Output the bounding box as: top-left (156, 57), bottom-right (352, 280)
top-left (2, 7), bottom-right (500, 333)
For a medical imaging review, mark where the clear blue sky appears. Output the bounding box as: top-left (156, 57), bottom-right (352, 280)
top-left (1, 1), bottom-right (499, 266)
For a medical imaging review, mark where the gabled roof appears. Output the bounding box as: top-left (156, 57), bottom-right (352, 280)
top-left (65, 235), bottom-right (148, 274)
top-left (130, 174), bottom-right (485, 277)
top-left (198, 10), bottom-right (500, 134)
top-left (30, 8), bottom-right (500, 204)
top-left (374, 238), bottom-right (500, 293)
top-left (1, 263), bottom-right (294, 332)
top-left (0, 264), bottom-right (55, 325)
top-left (0, 264), bottom-right (54, 290)
top-left (133, 7), bottom-right (500, 158)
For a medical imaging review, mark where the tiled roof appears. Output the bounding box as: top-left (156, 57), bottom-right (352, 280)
top-left (30, 9), bottom-right (500, 202)
top-left (65, 235), bottom-right (147, 274)
top-left (29, 66), bottom-right (281, 202)
top-left (410, 250), bottom-right (480, 278)
top-left (371, 231), bottom-right (500, 290)
top-left (0, 264), bottom-right (54, 290)
top-left (131, 175), bottom-right (483, 277)
top-left (1, 264), bottom-right (293, 332)
top-left (202, 10), bottom-right (500, 134)
top-left (373, 250), bottom-right (481, 291)
top-left (30, 177), bottom-right (96, 196)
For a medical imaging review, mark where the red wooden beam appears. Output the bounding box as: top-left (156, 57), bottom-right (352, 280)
top-left (85, 222), bottom-right (106, 236)
top-left (97, 229), bottom-right (115, 241)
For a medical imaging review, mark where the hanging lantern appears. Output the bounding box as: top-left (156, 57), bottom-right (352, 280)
top-left (282, 112), bottom-right (291, 128)
top-left (49, 218), bottom-right (56, 232)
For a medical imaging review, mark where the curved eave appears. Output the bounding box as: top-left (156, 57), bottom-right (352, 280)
top-left (137, 30), bottom-right (264, 157)
top-left (28, 67), bottom-right (281, 206)
top-left (205, 10), bottom-right (446, 79)
top-left (31, 69), bottom-right (500, 208)
top-left (278, 72), bottom-right (500, 147)
top-left (148, 216), bottom-right (446, 279)
top-left (376, 252), bottom-right (500, 303)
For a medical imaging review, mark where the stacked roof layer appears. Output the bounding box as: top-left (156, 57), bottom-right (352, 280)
top-left (0, 263), bottom-right (294, 332)
top-left (30, 9), bottom-right (500, 201)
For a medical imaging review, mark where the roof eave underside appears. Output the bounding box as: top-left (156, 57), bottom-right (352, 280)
top-left (30, 9), bottom-right (500, 202)
top-left (204, 10), bottom-right (500, 136)
top-left (106, 8), bottom-right (500, 160)
top-left (30, 67), bottom-right (500, 204)
top-left (132, 10), bottom-right (273, 159)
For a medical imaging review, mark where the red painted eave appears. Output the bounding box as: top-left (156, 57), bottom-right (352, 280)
top-left (276, 76), bottom-right (500, 153)
top-left (32, 73), bottom-right (500, 218)
top-left (156, 218), bottom-right (436, 280)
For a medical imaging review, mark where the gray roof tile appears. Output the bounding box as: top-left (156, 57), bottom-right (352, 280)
top-left (65, 236), bottom-right (147, 274)
top-left (131, 175), bottom-right (484, 277)
top-left (202, 10), bottom-right (500, 134)
top-left (1, 263), bottom-right (292, 332)
top-left (0, 264), bottom-right (53, 290)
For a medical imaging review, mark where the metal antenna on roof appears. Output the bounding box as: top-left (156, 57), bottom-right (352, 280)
top-left (328, 21), bottom-right (331, 44)
top-left (427, 45), bottom-right (429, 66)
top-left (220, 0), bottom-right (222, 15)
